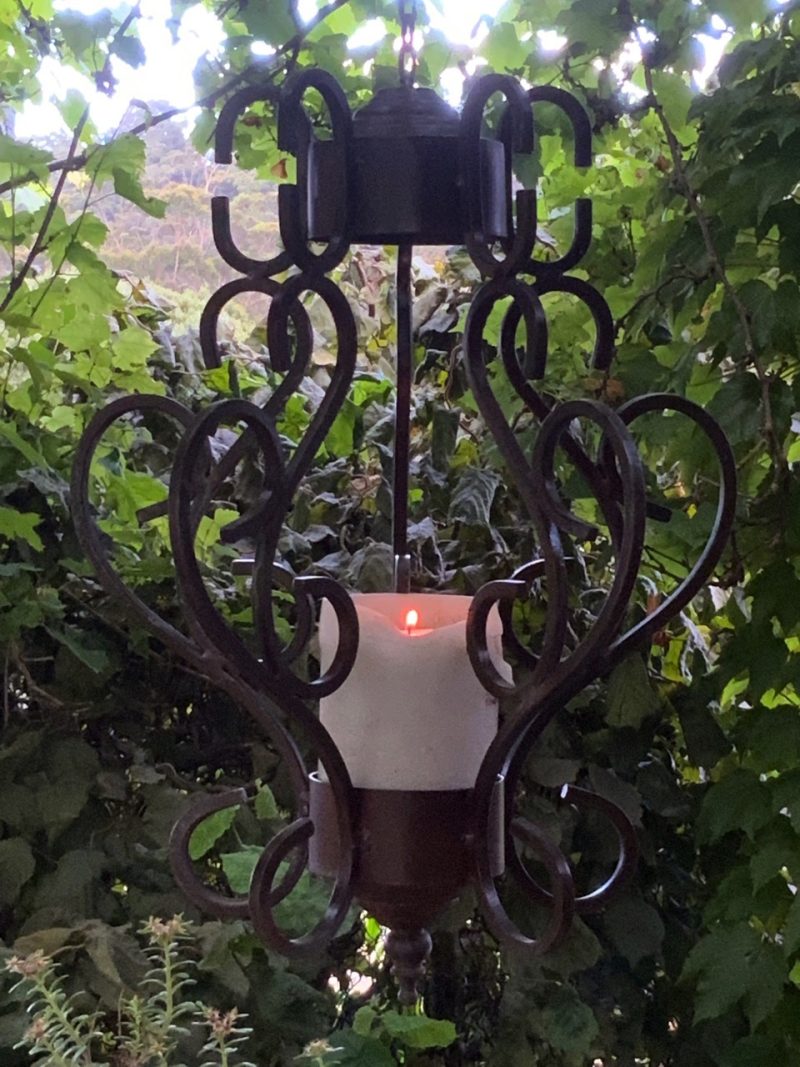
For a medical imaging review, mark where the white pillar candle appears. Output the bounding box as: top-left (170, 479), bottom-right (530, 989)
top-left (318, 593), bottom-right (510, 791)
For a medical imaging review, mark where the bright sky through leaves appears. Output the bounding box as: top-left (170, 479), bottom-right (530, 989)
top-left (19, 0), bottom-right (729, 137)
top-left (20, 0), bottom-right (487, 136)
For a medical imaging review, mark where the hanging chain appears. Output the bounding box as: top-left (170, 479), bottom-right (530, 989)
top-left (397, 0), bottom-right (418, 89)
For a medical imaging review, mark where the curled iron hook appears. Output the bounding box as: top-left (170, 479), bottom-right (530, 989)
top-left (460, 74), bottom-right (537, 278)
top-left (212, 84), bottom-right (292, 278)
top-left (507, 785), bottom-right (639, 915)
top-left (602, 393), bottom-right (737, 665)
top-left (475, 816), bottom-right (575, 951)
top-left (277, 68), bottom-right (353, 274)
top-left (524, 86), bottom-right (593, 278)
top-left (168, 788), bottom-right (308, 918)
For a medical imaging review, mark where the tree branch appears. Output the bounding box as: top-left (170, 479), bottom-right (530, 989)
top-left (0, 0), bottom-right (351, 198)
top-left (642, 58), bottom-right (786, 479)
top-left (0, 107), bottom-right (89, 312)
top-left (615, 271), bottom-right (709, 335)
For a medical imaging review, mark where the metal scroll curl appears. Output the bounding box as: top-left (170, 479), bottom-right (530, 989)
top-left (72, 159), bottom-right (363, 951)
top-left (71, 388), bottom-right (362, 955)
top-left (460, 85), bottom-right (736, 944)
top-left (82, 66), bottom-right (366, 954)
top-left (523, 85), bottom-right (593, 280)
top-left (211, 84), bottom-right (293, 278)
top-left (460, 74), bottom-right (536, 278)
top-left (473, 387), bottom-right (734, 945)
top-left (277, 68), bottom-right (353, 275)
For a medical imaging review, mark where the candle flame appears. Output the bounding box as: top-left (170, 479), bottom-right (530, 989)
top-left (405, 608), bottom-right (419, 632)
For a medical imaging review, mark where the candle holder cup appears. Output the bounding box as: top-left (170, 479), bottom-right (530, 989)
top-left (72, 39), bottom-right (736, 1005)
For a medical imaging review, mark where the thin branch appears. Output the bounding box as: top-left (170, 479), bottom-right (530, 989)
top-left (12, 643), bottom-right (90, 712)
top-left (10, 186), bottom-right (16, 277)
top-left (114, 2), bottom-right (140, 40)
top-left (642, 58), bottom-right (787, 479)
top-left (0, 108), bottom-right (89, 312)
top-left (0, 0), bottom-right (351, 199)
top-left (614, 270), bottom-right (709, 334)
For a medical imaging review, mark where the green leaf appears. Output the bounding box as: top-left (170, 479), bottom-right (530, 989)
top-left (748, 829), bottom-right (800, 891)
top-left (707, 374), bottom-right (762, 446)
top-left (740, 706), bottom-right (800, 772)
top-left (537, 986), bottom-right (599, 1056)
top-left (0, 837), bottom-right (36, 906)
top-left (603, 895), bottom-right (666, 967)
top-left (352, 1006), bottom-right (378, 1038)
top-left (588, 766), bottom-right (642, 826)
top-left (721, 1036), bottom-right (786, 1067)
top-left (737, 279), bottom-right (776, 349)
top-left (333, 1030), bottom-right (396, 1067)
top-left (557, 0), bottom-right (621, 52)
top-left (273, 869), bottom-right (334, 936)
top-left (714, 0), bottom-right (769, 26)
top-left (749, 561), bottom-right (800, 633)
top-left (448, 468), bottom-right (500, 526)
top-left (0, 506), bottom-right (43, 550)
top-left (431, 407), bottom-right (460, 471)
top-left (113, 166), bottom-right (167, 218)
top-left (220, 845), bottom-right (262, 893)
top-left (783, 893), bottom-right (800, 957)
top-left (0, 136), bottom-right (52, 169)
top-left (255, 782), bottom-right (279, 821)
top-left (0, 423), bottom-right (50, 467)
top-left (677, 699), bottom-right (731, 769)
top-left (771, 770), bottom-right (800, 834)
top-left (57, 89), bottom-right (91, 133)
top-left (326, 399), bottom-right (357, 456)
top-left (698, 769), bottom-right (773, 842)
top-left (111, 326), bottom-right (159, 369)
top-left (381, 1011), bottom-right (457, 1050)
top-left (240, 0), bottom-right (296, 45)
top-left (111, 34), bottom-right (146, 67)
top-left (45, 624), bottom-right (110, 673)
top-left (650, 71), bottom-right (693, 130)
top-left (482, 21), bottom-right (530, 71)
top-left (55, 9), bottom-right (113, 55)
top-left (189, 803), bottom-right (239, 860)
top-left (606, 653), bottom-right (659, 728)
top-left (54, 309), bottom-right (111, 351)
top-left (682, 923), bottom-right (787, 1027)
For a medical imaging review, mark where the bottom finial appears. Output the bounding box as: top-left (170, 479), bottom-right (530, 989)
top-left (385, 927), bottom-right (433, 1005)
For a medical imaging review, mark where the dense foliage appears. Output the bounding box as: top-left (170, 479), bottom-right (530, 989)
top-left (1, 0), bottom-right (800, 1064)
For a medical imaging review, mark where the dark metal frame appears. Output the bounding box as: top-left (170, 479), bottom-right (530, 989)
top-left (71, 67), bottom-right (736, 1003)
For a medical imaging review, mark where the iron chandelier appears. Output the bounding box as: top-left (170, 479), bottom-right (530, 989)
top-left (72, 3), bottom-right (736, 1004)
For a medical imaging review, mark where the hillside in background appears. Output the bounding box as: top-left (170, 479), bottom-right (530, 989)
top-left (54, 108), bottom-right (282, 337)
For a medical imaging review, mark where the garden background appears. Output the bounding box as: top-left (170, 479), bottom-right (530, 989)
top-left (1, 0), bottom-right (800, 1063)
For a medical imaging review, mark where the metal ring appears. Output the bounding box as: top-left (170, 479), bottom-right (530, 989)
top-left (277, 69), bottom-right (353, 274)
top-left (460, 74), bottom-right (536, 278)
top-left (475, 816), bottom-right (575, 952)
top-left (507, 785), bottom-right (639, 915)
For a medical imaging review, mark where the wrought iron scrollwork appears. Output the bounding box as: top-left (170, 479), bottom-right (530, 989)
top-left (71, 59), bottom-right (736, 989)
top-left (462, 81), bottom-right (736, 948)
top-left (71, 68), bottom-right (363, 956)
